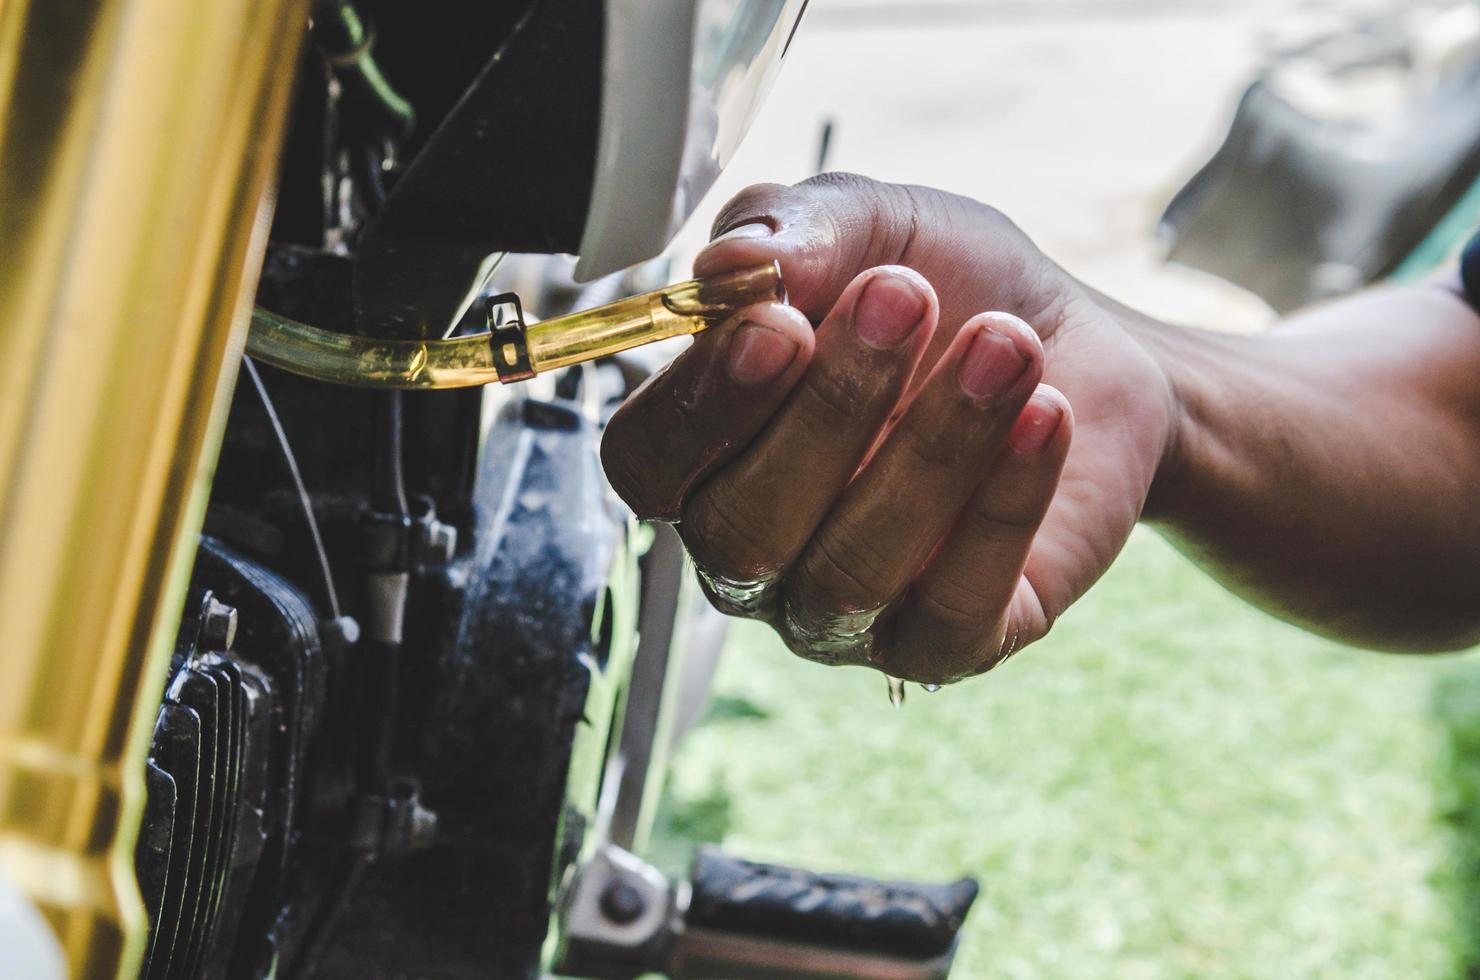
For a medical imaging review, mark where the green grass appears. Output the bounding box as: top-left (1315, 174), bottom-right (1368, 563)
top-left (653, 528), bottom-right (1480, 979)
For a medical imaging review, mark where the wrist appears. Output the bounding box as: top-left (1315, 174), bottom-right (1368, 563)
top-left (1116, 310), bottom-right (1208, 524)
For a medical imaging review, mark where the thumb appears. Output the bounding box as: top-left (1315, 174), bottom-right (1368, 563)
top-left (694, 174), bottom-right (935, 322)
top-left (694, 174), bottom-right (1062, 344)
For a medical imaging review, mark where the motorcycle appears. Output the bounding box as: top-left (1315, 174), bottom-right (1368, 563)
top-left (0, 1), bottom-right (978, 977)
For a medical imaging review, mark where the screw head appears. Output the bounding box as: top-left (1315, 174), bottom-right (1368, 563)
top-left (199, 595), bottom-right (238, 652)
top-left (598, 879), bottom-right (646, 925)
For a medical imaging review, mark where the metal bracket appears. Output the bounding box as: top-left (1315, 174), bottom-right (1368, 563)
top-left (486, 291), bottom-right (535, 383)
top-left (360, 499), bottom-right (457, 573)
top-left (557, 844), bottom-right (676, 978)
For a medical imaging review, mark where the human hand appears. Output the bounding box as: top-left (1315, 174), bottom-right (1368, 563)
top-left (601, 174), bottom-right (1177, 684)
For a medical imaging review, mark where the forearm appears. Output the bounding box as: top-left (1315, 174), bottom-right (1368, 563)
top-left (1135, 282), bottom-right (1480, 651)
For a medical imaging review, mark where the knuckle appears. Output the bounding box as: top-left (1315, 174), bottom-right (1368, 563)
top-left (693, 573), bottom-right (749, 618)
top-left (599, 425), bottom-right (669, 519)
top-left (797, 525), bottom-right (895, 614)
top-left (778, 594), bottom-right (880, 668)
top-left (813, 174), bottom-right (916, 263)
top-left (958, 207), bottom-right (1071, 328)
top-left (964, 496), bottom-right (1043, 539)
top-left (911, 188), bottom-right (1007, 260)
top-left (680, 499), bottom-right (740, 572)
top-left (991, 624), bottom-right (1028, 670)
top-left (692, 564), bottom-right (774, 620)
top-left (897, 413), bottom-right (969, 469)
top-left (914, 581), bottom-right (992, 638)
top-left (804, 173), bottom-right (906, 251)
top-left (783, 174), bottom-right (936, 315)
top-left (681, 483), bottom-right (771, 578)
top-left (794, 367), bottom-right (866, 432)
top-left (976, 614), bottom-right (1050, 676)
top-left (888, 184), bottom-right (930, 264)
top-left (778, 626), bottom-right (871, 668)
top-left (600, 372), bottom-right (716, 520)
top-left (712, 182), bottom-right (790, 236)
top-left (886, 619), bottom-right (985, 685)
top-left (800, 170), bottom-right (883, 196)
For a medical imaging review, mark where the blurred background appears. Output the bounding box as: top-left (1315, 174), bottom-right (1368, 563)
top-left (654, 1), bottom-right (1480, 977)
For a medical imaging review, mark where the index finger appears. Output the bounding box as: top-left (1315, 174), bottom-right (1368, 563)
top-left (601, 301), bottom-right (814, 521)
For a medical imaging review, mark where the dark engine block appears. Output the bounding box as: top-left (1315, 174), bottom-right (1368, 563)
top-left (134, 363), bottom-right (634, 978)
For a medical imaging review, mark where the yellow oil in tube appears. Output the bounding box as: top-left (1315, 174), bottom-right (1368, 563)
top-left (245, 261), bottom-right (786, 389)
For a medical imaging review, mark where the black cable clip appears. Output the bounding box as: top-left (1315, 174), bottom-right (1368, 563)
top-left (486, 291), bottom-right (535, 383)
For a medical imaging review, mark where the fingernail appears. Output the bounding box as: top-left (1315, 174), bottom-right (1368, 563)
top-left (711, 221), bottom-right (773, 244)
top-left (1008, 396), bottom-right (1063, 453)
top-left (854, 273), bottom-right (927, 350)
top-left (958, 326), bottom-right (1030, 399)
top-left (728, 321), bottom-right (799, 385)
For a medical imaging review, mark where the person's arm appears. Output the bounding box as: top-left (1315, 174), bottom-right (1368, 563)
top-left (601, 174), bottom-right (1480, 687)
top-left (1137, 282), bottom-right (1480, 651)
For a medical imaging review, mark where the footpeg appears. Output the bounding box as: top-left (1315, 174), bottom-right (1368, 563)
top-left (554, 845), bottom-right (978, 979)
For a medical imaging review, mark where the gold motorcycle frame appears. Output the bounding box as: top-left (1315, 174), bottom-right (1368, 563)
top-left (0, 0), bottom-right (310, 975)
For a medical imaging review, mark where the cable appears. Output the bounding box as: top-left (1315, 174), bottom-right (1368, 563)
top-left (310, 0), bottom-right (416, 137)
top-left (244, 357), bottom-right (343, 619)
top-left (371, 390), bottom-right (409, 517)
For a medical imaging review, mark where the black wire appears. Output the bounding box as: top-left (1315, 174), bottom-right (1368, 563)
top-left (244, 358), bottom-right (343, 619)
top-left (370, 390), bottom-right (409, 517)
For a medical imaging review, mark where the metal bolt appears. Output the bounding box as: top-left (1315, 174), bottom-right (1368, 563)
top-left (323, 615), bottom-right (362, 647)
top-left (429, 521), bottom-right (457, 563)
top-left (199, 595), bottom-right (238, 652)
top-left (599, 879), bottom-right (647, 925)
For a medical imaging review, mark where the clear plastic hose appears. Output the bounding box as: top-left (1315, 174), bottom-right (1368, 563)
top-left (245, 261), bottom-right (785, 389)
